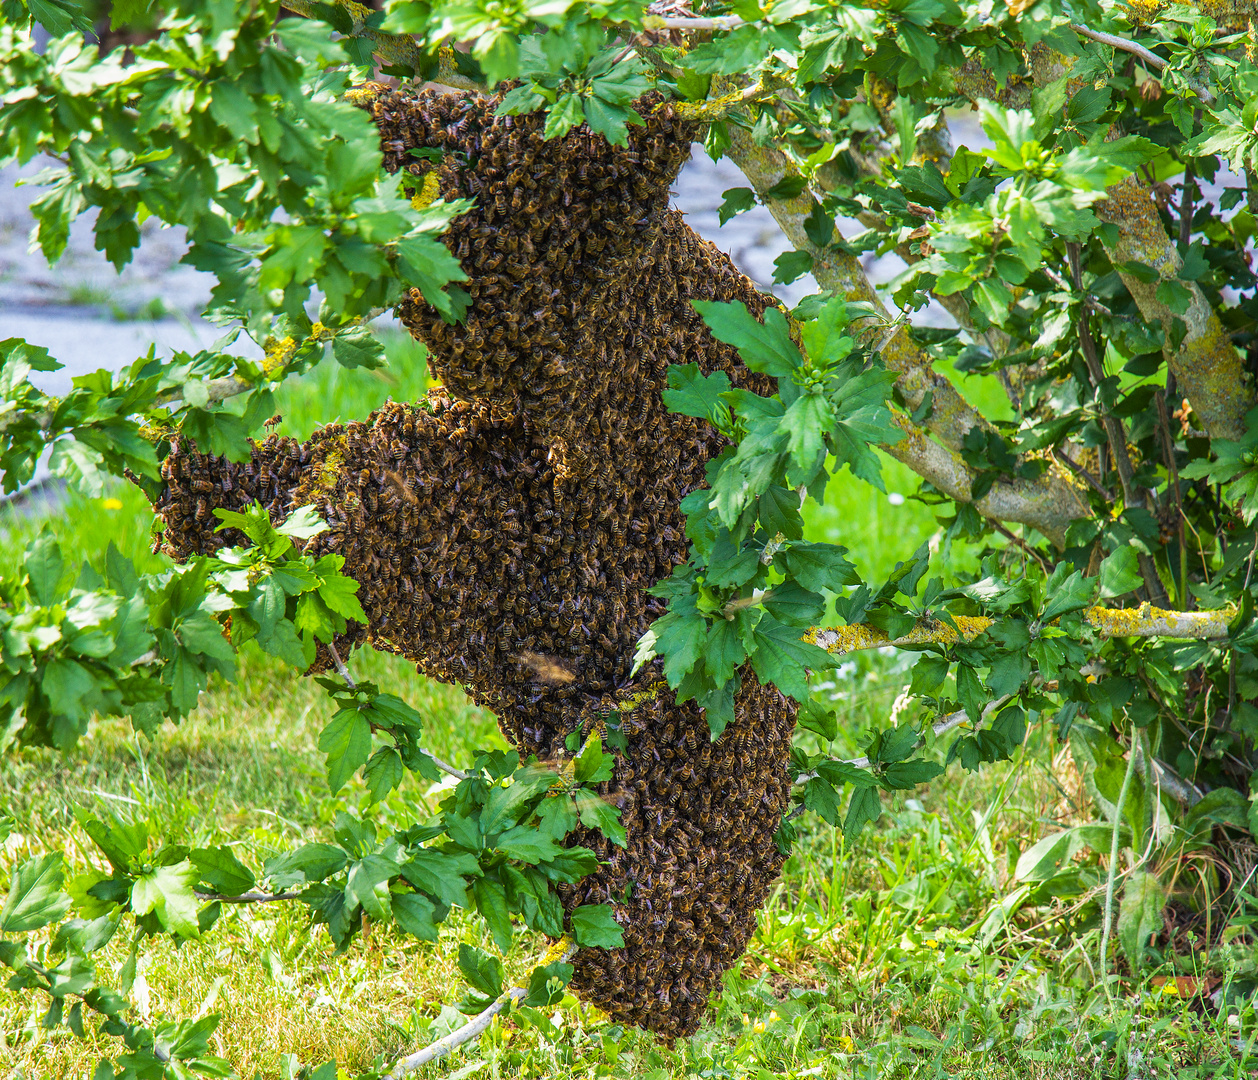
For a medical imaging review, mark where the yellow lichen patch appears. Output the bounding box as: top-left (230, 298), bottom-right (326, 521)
top-left (411, 170), bottom-right (441, 211)
top-left (613, 679), bottom-right (668, 714)
top-left (343, 82), bottom-right (385, 107)
top-left (316, 438), bottom-right (348, 491)
top-left (262, 335), bottom-right (297, 375)
top-left (1126, 0), bottom-right (1167, 24)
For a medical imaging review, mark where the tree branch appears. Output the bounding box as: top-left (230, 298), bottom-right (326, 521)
top-left (803, 603), bottom-right (1234, 657)
top-left (995, 47), bottom-right (1252, 441)
top-left (195, 890), bottom-right (302, 903)
top-left (722, 126), bottom-right (987, 452)
top-left (282, 0), bottom-right (429, 73)
top-left (328, 642), bottom-right (470, 781)
top-left (389, 940), bottom-right (578, 1077)
top-left (795, 703), bottom-right (982, 784)
top-left (1069, 24), bottom-right (1216, 105)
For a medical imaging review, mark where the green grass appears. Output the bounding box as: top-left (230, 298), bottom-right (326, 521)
top-left (2, 346), bottom-right (1257, 1079)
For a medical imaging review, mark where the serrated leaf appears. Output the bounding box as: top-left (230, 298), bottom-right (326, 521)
top-left (844, 786), bottom-right (882, 843)
top-left (189, 847), bottom-right (255, 897)
top-left (317, 709), bottom-right (373, 794)
top-left (391, 891), bottom-right (439, 941)
top-left (458, 943), bottom-right (504, 998)
top-left (571, 903), bottom-right (624, 948)
top-left (693, 300), bottom-right (800, 377)
top-left (574, 789), bottom-right (627, 847)
top-left (0, 853), bottom-right (70, 932)
top-left (784, 541), bottom-right (859, 593)
top-left (131, 861), bottom-right (200, 939)
top-left (1097, 546), bottom-right (1143, 599)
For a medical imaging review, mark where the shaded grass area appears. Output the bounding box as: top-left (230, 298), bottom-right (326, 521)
top-left (2, 347), bottom-right (1255, 1078)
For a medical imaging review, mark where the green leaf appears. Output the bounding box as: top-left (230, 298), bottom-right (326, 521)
top-left (1117, 870), bottom-right (1165, 972)
top-left (758, 485), bottom-right (804, 541)
top-left (655, 610), bottom-right (708, 688)
top-left (264, 844), bottom-right (347, 889)
top-left (574, 735), bottom-right (615, 783)
top-left (571, 903), bottom-right (624, 948)
top-left (331, 327), bottom-right (387, 370)
top-left (0, 853), bottom-right (70, 932)
top-left (391, 891), bottom-right (439, 941)
top-left (131, 861), bottom-right (201, 939)
top-left (882, 759), bottom-right (945, 789)
top-left (781, 391), bottom-right (832, 471)
top-left (844, 786), bottom-right (882, 843)
top-left (797, 698), bottom-right (838, 741)
top-left (458, 943), bottom-right (504, 998)
top-left (909, 656), bottom-right (948, 696)
top-left (1040, 566), bottom-right (1096, 622)
top-left (704, 618), bottom-right (749, 684)
top-left (574, 789), bottom-right (627, 848)
top-left (718, 187), bottom-right (756, 225)
top-left (955, 664), bottom-right (987, 723)
top-left (523, 960), bottom-right (574, 1007)
top-left (189, 847), bottom-right (255, 897)
top-left (750, 616), bottom-right (840, 701)
top-left (784, 542), bottom-right (859, 593)
top-left (317, 709), bottom-right (373, 794)
top-left (762, 581), bottom-right (825, 626)
top-left (277, 505), bottom-right (329, 541)
top-left (773, 250), bottom-right (814, 285)
top-left (472, 877), bottom-right (513, 951)
top-left (1097, 547), bottom-right (1143, 599)
top-left (693, 301), bottom-right (800, 377)
top-left (401, 850), bottom-right (475, 908)
top-left (347, 854), bottom-right (398, 923)
top-left (661, 364), bottom-right (731, 428)
top-left (803, 201), bottom-right (835, 248)
top-left (803, 775), bottom-right (841, 824)
top-left (25, 532), bottom-right (64, 606)
top-left (362, 747), bottom-right (404, 803)
top-left (495, 825), bottom-right (563, 863)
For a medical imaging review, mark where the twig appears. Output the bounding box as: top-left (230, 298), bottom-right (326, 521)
top-left (195, 890), bottom-right (302, 904)
top-left (1051, 449), bottom-right (1114, 502)
top-left (644, 14), bottom-right (745, 30)
top-left (1067, 242), bottom-right (1169, 606)
top-left (1069, 24), bottom-right (1215, 105)
top-left (992, 521), bottom-right (1051, 573)
top-left (327, 641), bottom-right (470, 781)
top-left (327, 641), bottom-right (356, 687)
top-left (794, 700), bottom-right (1001, 783)
top-left (389, 942), bottom-right (579, 1076)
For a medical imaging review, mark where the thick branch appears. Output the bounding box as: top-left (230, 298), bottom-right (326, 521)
top-left (802, 602), bottom-right (1235, 657)
top-left (886, 413), bottom-right (1086, 547)
top-left (1005, 44), bottom-right (1253, 440)
top-left (723, 126), bottom-right (988, 451)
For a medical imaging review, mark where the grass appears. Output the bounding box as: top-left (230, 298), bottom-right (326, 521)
top-left (2, 346), bottom-right (1257, 1079)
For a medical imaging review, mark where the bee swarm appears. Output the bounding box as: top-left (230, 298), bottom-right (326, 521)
top-left (156, 87), bottom-right (797, 1040)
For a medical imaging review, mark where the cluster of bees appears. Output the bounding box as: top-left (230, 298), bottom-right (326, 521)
top-left (156, 86), bottom-right (797, 1041)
